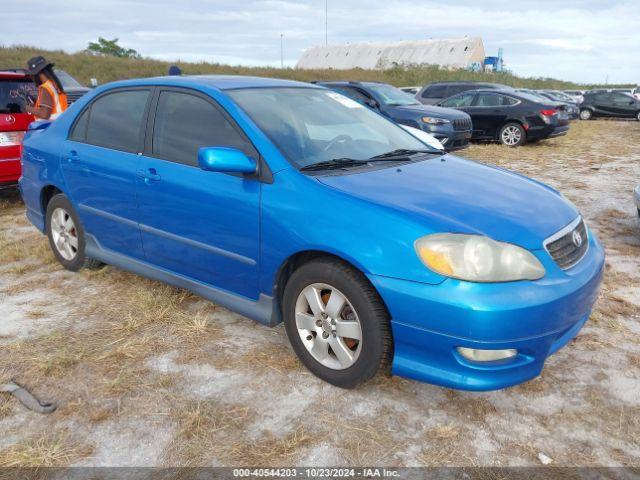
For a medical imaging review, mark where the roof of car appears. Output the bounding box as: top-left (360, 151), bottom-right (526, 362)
top-left (107, 75), bottom-right (316, 91)
top-left (0, 70), bottom-right (29, 79)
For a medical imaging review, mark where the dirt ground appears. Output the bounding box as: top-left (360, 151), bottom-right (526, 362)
top-left (0, 120), bottom-right (638, 468)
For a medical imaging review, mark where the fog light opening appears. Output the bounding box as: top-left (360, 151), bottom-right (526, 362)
top-left (457, 347), bottom-right (518, 362)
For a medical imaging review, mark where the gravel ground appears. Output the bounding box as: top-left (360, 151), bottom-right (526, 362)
top-left (0, 120), bottom-right (638, 468)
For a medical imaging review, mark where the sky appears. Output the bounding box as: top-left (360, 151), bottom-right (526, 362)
top-left (4, 0), bottom-right (640, 84)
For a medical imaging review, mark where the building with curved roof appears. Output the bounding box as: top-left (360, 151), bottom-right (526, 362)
top-left (296, 37), bottom-right (485, 70)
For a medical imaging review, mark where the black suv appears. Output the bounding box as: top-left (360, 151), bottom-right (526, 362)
top-left (416, 81), bottom-right (510, 105)
top-left (580, 91), bottom-right (640, 121)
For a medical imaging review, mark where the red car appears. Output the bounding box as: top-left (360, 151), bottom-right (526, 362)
top-left (0, 71), bottom-right (36, 189)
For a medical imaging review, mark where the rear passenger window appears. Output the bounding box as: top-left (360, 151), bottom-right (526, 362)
top-left (475, 93), bottom-right (501, 107)
top-left (69, 108), bottom-right (90, 141)
top-left (331, 87), bottom-right (370, 105)
top-left (152, 91), bottom-right (252, 167)
top-left (501, 96), bottom-right (519, 106)
top-left (85, 90), bottom-right (150, 153)
top-left (421, 85), bottom-right (447, 98)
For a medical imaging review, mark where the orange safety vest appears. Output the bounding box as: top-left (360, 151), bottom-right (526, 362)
top-left (35, 79), bottom-right (68, 120)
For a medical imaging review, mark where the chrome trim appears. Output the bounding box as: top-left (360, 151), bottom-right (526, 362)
top-left (543, 215), bottom-right (589, 270)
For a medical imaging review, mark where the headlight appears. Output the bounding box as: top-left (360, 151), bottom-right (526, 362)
top-left (415, 234), bottom-right (545, 282)
top-left (422, 116), bottom-right (450, 125)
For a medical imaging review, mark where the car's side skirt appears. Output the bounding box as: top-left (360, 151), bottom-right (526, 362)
top-left (84, 234), bottom-right (275, 326)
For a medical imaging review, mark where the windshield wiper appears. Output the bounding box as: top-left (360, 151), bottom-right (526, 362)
top-left (300, 158), bottom-right (370, 171)
top-left (369, 148), bottom-right (432, 160)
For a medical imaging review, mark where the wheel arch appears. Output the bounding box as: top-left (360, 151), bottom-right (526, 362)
top-left (270, 249), bottom-right (387, 325)
top-left (40, 184), bottom-right (64, 217)
top-left (497, 120), bottom-right (526, 141)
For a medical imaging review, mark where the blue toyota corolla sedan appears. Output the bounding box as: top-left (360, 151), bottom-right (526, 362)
top-left (19, 76), bottom-right (605, 390)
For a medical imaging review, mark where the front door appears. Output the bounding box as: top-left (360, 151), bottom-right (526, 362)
top-left (136, 88), bottom-right (261, 299)
top-left (62, 88), bottom-right (151, 258)
top-left (470, 92), bottom-right (508, 139)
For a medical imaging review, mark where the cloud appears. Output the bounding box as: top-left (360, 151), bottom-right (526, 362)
top-left (3, 0), bottom-right (639, 83)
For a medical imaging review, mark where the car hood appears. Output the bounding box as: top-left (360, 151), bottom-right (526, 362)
top-left (388, 104), bottom-right (469, 119)
top-left (317, 155), bottom-right (578, 250)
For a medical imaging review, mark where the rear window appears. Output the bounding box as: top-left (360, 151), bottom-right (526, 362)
top-left (0, 79), bottom-right (36, 114)
top-left (421, 85), bottom-right (447, 98)
top-left (84, 89), bottom-right (150, 153)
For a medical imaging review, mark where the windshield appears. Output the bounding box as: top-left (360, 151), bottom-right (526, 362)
top-left (0, 79), bottom-right (36, 114)
top-left (367, 84), bottom-right (420, 106)
top-left (227, 87), bottom-right (437, 169)
top-left (54, 69), bottom-right (83, 89)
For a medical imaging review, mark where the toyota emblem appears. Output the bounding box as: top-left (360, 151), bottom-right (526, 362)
top-left (572, 230), bottom-right (583, 248)
top-left (4, 115), bottom-right (15, 124)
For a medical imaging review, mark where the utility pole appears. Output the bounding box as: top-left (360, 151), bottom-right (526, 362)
top-left (280, 34), bottom-right (284, 69)
top-left (325, 0), bottom-right (328, 46)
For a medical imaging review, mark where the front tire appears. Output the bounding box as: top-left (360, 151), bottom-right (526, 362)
top-left (636, 111), bottom-right (640, 121)
top-left (499, 123), bottom-right (526, 147)
top-left (283, 258), bottom-right (392, 388)
top-left (46, 194), bottom-right (102, 271)
top-left (580, 108), bottom-right (593, 120)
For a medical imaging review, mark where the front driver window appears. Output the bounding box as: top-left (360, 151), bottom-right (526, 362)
top-left (441, 93), bottom-right (474, 108)
top-left (152, 91), bottom-right (252, 167)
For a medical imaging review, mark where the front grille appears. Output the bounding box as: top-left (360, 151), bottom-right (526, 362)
top-left (66, 92), bottom-right (86, 105)
top-left (544, 218), bottom-right (588, 270)
top-left (452, 117), bottom-right (472, 131)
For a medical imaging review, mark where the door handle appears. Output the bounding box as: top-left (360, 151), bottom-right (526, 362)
top-left (137, 168), bottom-right (161, 184)
top-left (65, 150), bottom-right (79, 164)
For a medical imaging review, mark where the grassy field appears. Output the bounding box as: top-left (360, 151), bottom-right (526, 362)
top-left (0, 120), bottom-right (639, 468)
top-left (0, 45), bottom-right (596, 90)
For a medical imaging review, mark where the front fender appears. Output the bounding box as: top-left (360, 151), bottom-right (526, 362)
top-left (258, 169), bottom-right (447, 296)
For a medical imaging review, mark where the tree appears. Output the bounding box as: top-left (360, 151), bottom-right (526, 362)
top-left (86, 38), bottom-right (140, 59)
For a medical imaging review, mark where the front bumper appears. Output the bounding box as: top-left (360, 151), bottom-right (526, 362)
top-left (368, 230), bottom-right (605, 391)
top-left (428, 128), bottom-right (472, 151)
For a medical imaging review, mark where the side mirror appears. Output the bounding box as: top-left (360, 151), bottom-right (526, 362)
top-left (198, 147), bottom-right (257, 174)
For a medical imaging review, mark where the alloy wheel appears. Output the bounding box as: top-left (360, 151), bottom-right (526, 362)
top-left (294, 283), bottom-right (363, 370)
top-left (580, 109), bottom-right (592, 120)
top-left (50, 207), bottom-right (79, 261)
top-left (501, 125), bottom-right (522, 146)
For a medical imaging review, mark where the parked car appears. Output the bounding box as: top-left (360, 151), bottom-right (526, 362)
top-left (316, 81), bottom-right (472, 151)
top-left (579, 90), bottom-right (640, 120)
top-left (416, 81), bottom-right (511, 105)
top-left (529, 90), bottom-right (580, 119)
top-left (20, 76), bottom-right (604, 391)
top-left (400, 86), bottom-right (420, 95)
top-left (0, 70), bottom-right (35, 188)
top-left (635, 184), bottom-right (640, 216)
top-left (563, 90), bottom-right (585, 104)
top-left (539, 90), bottom-right (578, 104)
top-left (438, 89), bottom-right (570, 146)
top-left (0, 68), bottom-right (89, 189)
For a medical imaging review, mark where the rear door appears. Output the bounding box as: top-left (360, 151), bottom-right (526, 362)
top-left (609, 93), bottom-right (637, 117)
top-left (62, 87), bottom-right (151, 258)
top-left (136, 88), bottom-right (261, 299)
top-left (0, 76), bottom-right (36, 183)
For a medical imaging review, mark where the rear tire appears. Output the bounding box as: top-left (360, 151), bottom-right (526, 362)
top-left (499, 123), bottom-right (526, 147)
top-left (580, 109), bottom-right (593, 120)
top-left (46, 194), bottom-right (102, 271)
top-left (283, 258), bottom-right (392, 389)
